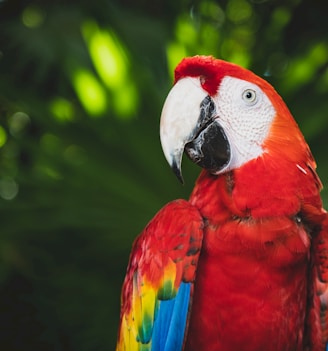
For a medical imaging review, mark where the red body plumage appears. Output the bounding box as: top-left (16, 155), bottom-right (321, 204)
top-left (185, 163), bottom-right (325, 350)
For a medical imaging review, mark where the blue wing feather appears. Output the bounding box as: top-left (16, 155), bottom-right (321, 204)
top-left (164, 283), bottom-right (191, 351)
top-left (152, 283), bottom-right (191, 351)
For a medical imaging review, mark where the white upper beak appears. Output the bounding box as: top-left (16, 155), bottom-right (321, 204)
top-left (160, 77), bottom-right (208, 182)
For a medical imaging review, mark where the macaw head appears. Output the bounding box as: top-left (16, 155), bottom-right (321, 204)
top-left (160, 56), bottom-right (307, 183)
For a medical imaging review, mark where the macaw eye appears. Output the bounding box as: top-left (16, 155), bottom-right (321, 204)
top-left (242, 89), bottom-right (257, 105)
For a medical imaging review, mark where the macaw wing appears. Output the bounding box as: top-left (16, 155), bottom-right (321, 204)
top-left (116, 199), bottom-right (204, 351)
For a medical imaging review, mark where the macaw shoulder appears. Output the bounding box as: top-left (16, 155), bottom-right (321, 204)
top-left (134, 199), bottom-right (204, 278)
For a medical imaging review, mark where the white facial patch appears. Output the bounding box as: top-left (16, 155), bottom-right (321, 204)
top-left (213, 76), bottom-right (276, 172)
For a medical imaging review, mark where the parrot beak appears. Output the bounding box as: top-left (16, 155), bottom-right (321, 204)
top-left (160, 77), bottom-right (208, 183)
top-left (160, 77), bottom-right (231, 183)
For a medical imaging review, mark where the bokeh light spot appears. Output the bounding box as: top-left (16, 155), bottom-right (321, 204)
top-left (82, 21), bottom-right (138, 119)
top-left (166, 42), bottom-right (188, 80)
top-left (0, 125), bottom-right (7, 148)
top-left (22, 5), bottom-right (45, 28)
top-left (50, 98), bottom-right (74, 122)
top-left (82, 21), bottom-right (127, 89)
top-left (40, 133), bottom-right (62, 153)
top-left (283, 42), bottom-right (328, 93)
top-left (9, 112), bottom-right (30, 137)
top-left (113, 82), bottom-right (138, 119)
top-left (226, 0), bottom-right (253, 24)
top-left (0, 177), bottom-right (19, 200)
top-left (64, 145), bottom-right (87, 166)
top-left (272, 7), bottom-right (291, 29)
top-left (72, 69), bottom-right (107, 117)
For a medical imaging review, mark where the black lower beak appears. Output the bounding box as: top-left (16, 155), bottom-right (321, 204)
top-left (185, 121), bottom-right (230, 173)
top-left (184, 96), bottom-right (231, 174)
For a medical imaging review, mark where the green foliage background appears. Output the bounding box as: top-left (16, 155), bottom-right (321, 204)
top-left (0, 0), bottom-right (327, 349)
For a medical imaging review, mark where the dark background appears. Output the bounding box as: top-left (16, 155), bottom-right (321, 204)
top-left (0, 0), bottom-right (327, 350)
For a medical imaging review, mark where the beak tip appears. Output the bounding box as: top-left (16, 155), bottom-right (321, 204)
top-left (171, 160), bottom-right (184, 184)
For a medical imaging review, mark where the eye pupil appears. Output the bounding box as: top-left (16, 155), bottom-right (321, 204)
top-left (242, 89), bottom-right (257, 104)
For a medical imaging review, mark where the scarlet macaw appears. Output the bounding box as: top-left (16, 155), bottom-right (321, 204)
top-left (116, 56), bottom-right (328, 351)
